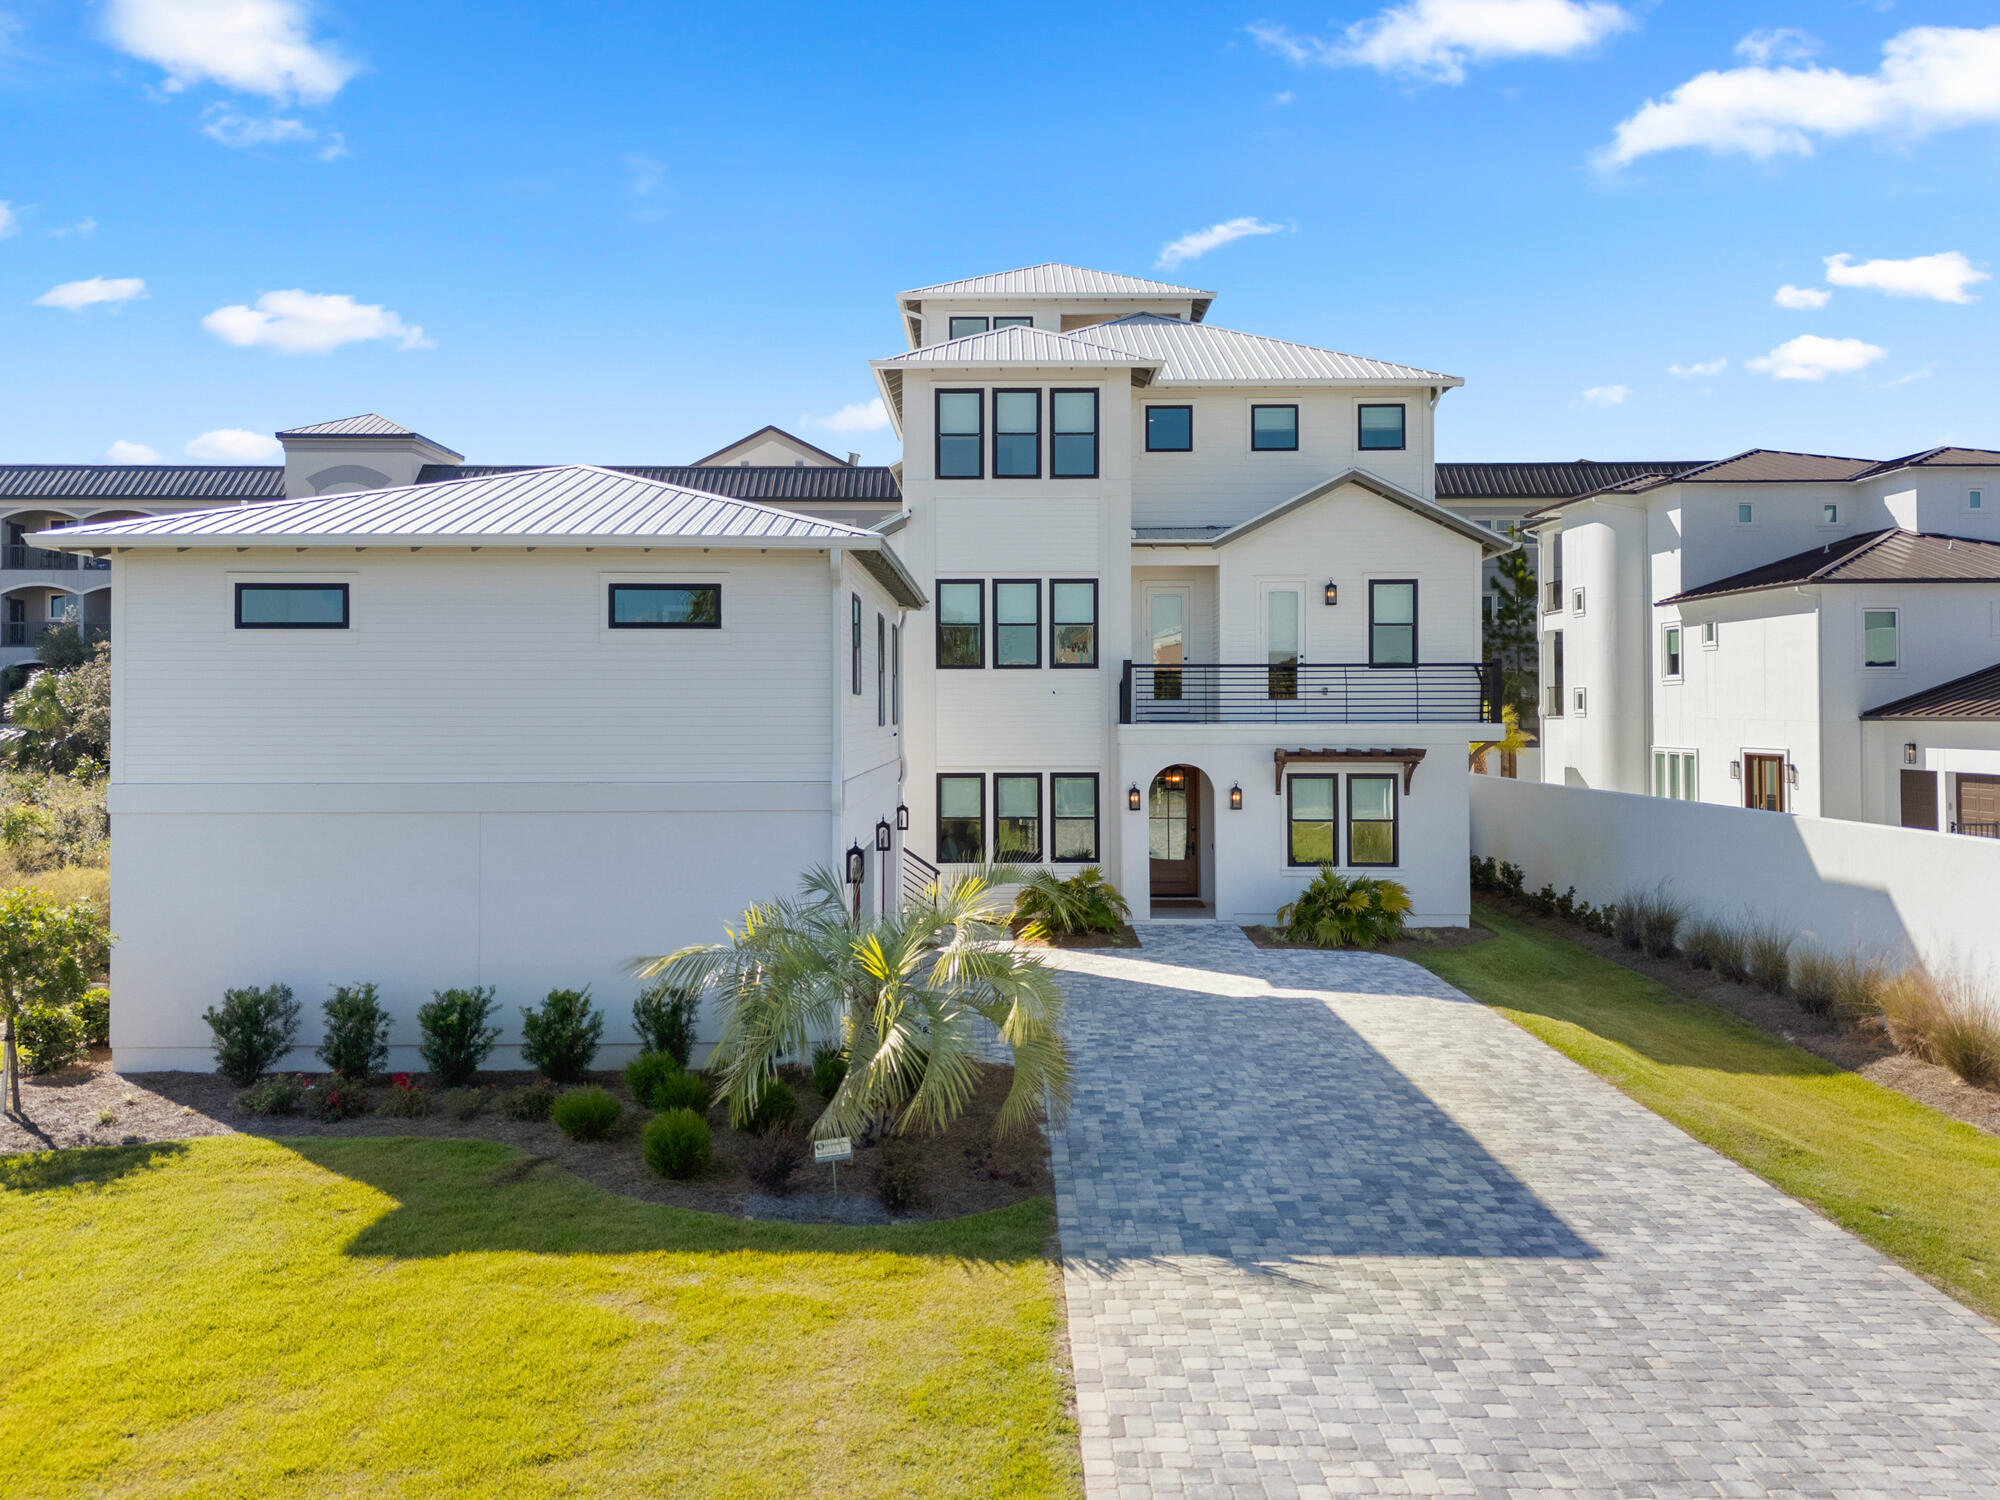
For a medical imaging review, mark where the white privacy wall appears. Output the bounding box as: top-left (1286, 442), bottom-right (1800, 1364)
top-left (1470, 774), bottom-right (2000, 978)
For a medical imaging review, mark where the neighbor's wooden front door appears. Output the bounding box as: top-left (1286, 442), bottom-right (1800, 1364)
top-left (1744, 753), bottom-right (1786, 812)
top-left (1149, 768), bottom-right (1200, 898)
top-left (1958, 773), bottom-right (2000, 837)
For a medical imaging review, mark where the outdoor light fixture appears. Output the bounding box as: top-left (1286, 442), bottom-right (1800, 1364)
top-left (1229, 783), bottom-right (1243, 810)
top-left (1128, 783), bottom-right (1142, 811)
top-left (1787, 763), bottom-right (1800, 788)
top-left (845, 842), bottom-right (866, 886)
top-left (895, 802), bottom-right (910, 831)
top-left (1323, 581), bottom-right (1338, 606)
top-left (1904, 743), bottom-right (1919, 766)
top-left (1730, 760), bottom-right (1742, 780)
top-left (1163, 767), bottom-right (1185, 789)
top-left (874, 818), bottom-right (892, 853)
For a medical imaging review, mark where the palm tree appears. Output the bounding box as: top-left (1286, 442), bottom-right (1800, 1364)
top-left (637, 866), bottom-right (1070, 1142)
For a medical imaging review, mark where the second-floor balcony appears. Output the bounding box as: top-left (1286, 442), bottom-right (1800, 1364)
top-left (2, 544), bottom-right (108, 572)
top-left (0, 621), bottom-right (108, 649)
top-left (1120, 660), bottom-right (1501, 726)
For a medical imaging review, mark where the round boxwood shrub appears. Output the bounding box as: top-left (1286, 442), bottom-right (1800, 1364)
top-left (551, 1084), bottom-right (622, 1142)
top-left (731, 1079), bottom-right (797, 1136)
top-left (655, 1068), bottom-right (711, 1113)
top-left (624, 1050), bottom-right (682, 1110)
top-left (644, 1107), bottom-right (711, 1179)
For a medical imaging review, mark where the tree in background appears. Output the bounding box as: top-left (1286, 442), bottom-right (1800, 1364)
top-left (5, 643), bottom-right (109, 776)
top-left (1483, 535), bottom-right (1538, 731)
top-left (0, 889), bottom-right (104, 1115)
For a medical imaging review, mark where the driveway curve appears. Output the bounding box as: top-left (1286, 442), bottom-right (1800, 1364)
top-left (1046, 922), bottom-right (2000, 1499)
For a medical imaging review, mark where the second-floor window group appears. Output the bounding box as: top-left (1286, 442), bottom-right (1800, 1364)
top-left (937, 389), bottom-right (1099, 480)
top-left (937, 578), bottom-right (1097, 669)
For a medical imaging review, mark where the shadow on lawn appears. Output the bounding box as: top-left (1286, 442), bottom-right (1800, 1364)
top-left (0, 1138), bottom-right (190, 1192)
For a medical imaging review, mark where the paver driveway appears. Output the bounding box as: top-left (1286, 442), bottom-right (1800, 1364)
top-left (1046, 922), bottom-right (2000, 1499)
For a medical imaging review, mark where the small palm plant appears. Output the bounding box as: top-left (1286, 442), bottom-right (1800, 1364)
top-left (1276, 870), bottom-right (1413, 948)
top-left (639, 866), bottom-right (1068, 1142)
top-left (1012, 866), bottom-right (1131, 937)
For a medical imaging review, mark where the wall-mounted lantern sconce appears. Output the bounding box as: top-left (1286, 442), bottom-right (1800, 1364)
top-left (895, 803), bottom-right (910, 831)
top-left (1162, 766), bottom-right (1185, 789)
top-left (1786, 763), bottom-right (1800, 788)
top-left (1729, 760), bottom-right (1742, 781)
top-left (874, 818), bottom-right (893, 853)
top-left (1904, 743), bottom-right (1919, 766)
top-left (1128, 783), bottom-right (1143, 811)
top-left (1228, 783), bottom-right (1243, 810)
top-left (1323, 582), bottom-right (1338, 606)
top-left (845, 842), bottom-right (866, 886)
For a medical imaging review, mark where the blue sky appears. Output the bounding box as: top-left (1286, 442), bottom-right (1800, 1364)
top-left (2, 0), bottom-right (1997, 467)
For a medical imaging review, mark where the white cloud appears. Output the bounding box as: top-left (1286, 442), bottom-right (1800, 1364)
top-left (1824, 250), bottom-right (1987, 304)
top-left (105, 440), bottom-right (160, 464)
top-left (1273, 90), bottom-right (1295, 104)
top-left (1668, 357), bottom-right (1726, 377)
top-left (1747, 334), bottom-right (1886, 381)
top-left (0, 201), bottom-right (17, 240)
top-left (48, 217), bottom-right (98, 238)
top-left (103, 0), bottom-right (356, 104)
top-left (1735, 28), bottom-right (1817, 67)
top-left (201, 289), bottom-right (431, 353)
top-left (1251, 1), bottom-right (1632, 85)
top-left (34, 276), bottom-right (147, 311)
top-left (199, 105), bottom-right (347, 158)
top-left (185, 428), bottom-right (281, 461)
top-left (1157, 217), bottom-right (1287, 269)
top-left (1601, 25), bottom-right (2000, 166)
top-left (1581, 384), bottom-right (1628, 406)
top-left (808, 399), bottom-right (891, 435)
top-left (1773, 283), bottom-right (1831, 309)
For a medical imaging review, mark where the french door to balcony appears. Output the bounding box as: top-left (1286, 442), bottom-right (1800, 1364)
top-left (1261, 583), bottom-right (1302, 704)
top-left (1144, 585), bottom-right (1192, 716)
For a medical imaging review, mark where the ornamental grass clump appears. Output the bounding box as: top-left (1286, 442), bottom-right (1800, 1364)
top-left (1012, 866), bottom-right (1131, 937)
top-left (1831, 951), bottom-right (1893, 1027)
top-left (417, 986), bottom-right (500, 1088)
top-left (1746, 924), bottom-right (1792, 994)
top-left (1791, 946), bottom-right (1841, 1018)
top-left (316, 982), bottom-right (390, 1081)
top-left (1881, 964), bottom-right (2000, 1088)
top-left (1614, 884), bottom-right (1683, 958)
top-left (624, 1050), bottom-right (683, 1110)
top-left (1680, 918), bottom-right (1741, 975)
top-left (520, 988), bottom-right (602, 1084)
top-left (203, 983), bottom-right (301, 1087)
top-left (643, 1107), bottom-right (711, 1178)
top-left (1275, 871), bottom-right (1412, 949)
top-left (631, 979), bottom-right (699, 1067)
top-left (551, 1085), bottom-right (622, 1142)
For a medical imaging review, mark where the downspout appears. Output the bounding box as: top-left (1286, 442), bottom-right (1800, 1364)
top-left (829, 549), bottom-right (846, 878)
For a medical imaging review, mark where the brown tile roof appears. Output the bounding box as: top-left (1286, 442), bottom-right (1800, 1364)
top-left (1434, 461), bottom-right (1707, 501)
top-left (1662, 529), bottom-right (2000, 603)
top-left (1672, 450), bottom-right (1879, 484)
top-left (1863, 660), bottom-right (2000, 721)
top-left (1854, 447), bottom-right (2000, 480)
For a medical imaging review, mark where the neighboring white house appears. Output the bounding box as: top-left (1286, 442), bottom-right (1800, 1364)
top-left (1530, 448), bottom-right (2000, 836)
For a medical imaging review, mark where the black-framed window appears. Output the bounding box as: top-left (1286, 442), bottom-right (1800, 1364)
top-left (1287, 775), bottom-right (1336, 866)
top-left (1358, 404), bottom-right (1406, 451)
top-left (876, 612), bottom-right (887, 725)
top-left (994, 389), bottom-right (1041, 478)
top-left (1251, 404), bottom-right (1298, 451)
top-left (236, 582), bottom-right (349, 629)
top-left (1347, 774), bottom-right (1399, 867)
top-left (937, 774), bottom-right (984, 863)
top-left (947, 316), bottom-right (988, 340)
top-left (994, 580), bottom-right (1040, 668)
top-left (1051, 774), bottom-right (1099, 862)
top-left (995, 774), bottom-right (1042, 861)
top-left (993, 315), bottom-right (1033, 329)
top-left (936, 390), bottom-right (983, 479)
top-left (937, 581), bottom-right (984, 668)
top-left (1051, 579), bottom-right (1098, 668)
top-left (850, 593), bottom-right (862, 694)
top-left (1145, 405), bottom-right (1192, 452)
top-left (607, 583), bottom-right (719, 630)
top-left (1369, 580), bottom-right (1417, 665)
top-left (1051, 389), bottom-right (1098, 478)
top-left (890, 623), bottom-right (901, 724)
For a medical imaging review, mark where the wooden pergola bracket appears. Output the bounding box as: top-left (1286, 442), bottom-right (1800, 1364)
top-left (1273, 747), bottom-right (1427, 796)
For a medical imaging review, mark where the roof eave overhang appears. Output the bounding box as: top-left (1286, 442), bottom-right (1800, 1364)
top-left (37, 529), bottom-right (870, 554)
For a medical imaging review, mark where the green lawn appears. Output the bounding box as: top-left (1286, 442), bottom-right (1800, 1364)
top-left (0, 1135), bottom-right (1080, 1500)
top-left (1416, 908), bottom-right (2000, 1320)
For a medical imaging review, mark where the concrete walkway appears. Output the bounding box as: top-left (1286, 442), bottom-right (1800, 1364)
top-left (1046, 922), bottom-right (2000, 1499)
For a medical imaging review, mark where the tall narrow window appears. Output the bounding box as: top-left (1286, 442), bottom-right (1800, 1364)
top-left (236, 583), bottom-right (350, 629)
top-left (995, 774), bottom-right (1042, 861)
top-left (936, 390), bottom-right (983, 479)
top-left (1864, 608), bottom-right (1899, 668)
top-left (1051, 774), bottom-right (1099, 862)
top-left (1265, 587), bottom-right (1300, 700)
top-left (1051, 389), bottom-right (1098, 478)
top-left (850, 593), bottom-right (862, 694)
top-left (876, 612), bottom-right (886, 725)
top-left (1051, 580), bottom-right (1098, 667)
top-left (1662, 624), bottom-right (1682, 680)
top-left (936, 581), bottom-right (983, 668)
top-left (1287, 776), bottom-right (1336, 866)
top-left (891, 623), bottom-right (901, 724)
top-left (1547, 632), bottom-right (1565, 717)
top-left (606, 584), bottom-right (719, 629)
top-left (1357, 404), bottom-right (1405, 451)
top-left (947, 316), bottom-right (988, 340)
top-left (1251, 404), bottom-right (1298, 451)
top-left (1145, 405), bottom-right (1192, 452)
top-left (1347, 775), bottom-right (1398, 866)
top-left (936, 775), bottom-right (984, 863)
top-left (1369, 580), bottom-right (1417, 665)
top-left (993, 389), bottom-right (1040, 478)
top-left (994, 580), bottom-right (1041, 668)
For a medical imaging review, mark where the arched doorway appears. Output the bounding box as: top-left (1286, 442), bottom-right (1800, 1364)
top-left (1148, 765), bottom-right (1210, 909)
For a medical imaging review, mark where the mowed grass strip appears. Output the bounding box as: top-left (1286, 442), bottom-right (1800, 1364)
top-left (0, 1135), bottom-right (1079, 1500)
top-left (1416, 908), bottom-right (2000, 1321)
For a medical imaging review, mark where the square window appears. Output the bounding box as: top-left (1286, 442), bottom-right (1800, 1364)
top-left (1662, 624), bottom-right (1682, 679)
top-left (936, 775), bottom-right (984, 863)
top-left (994, 580), bottom-right (1041, 668)
top-left (1822, 502), bottom-right (1839, 524)
top-left (935, 390), bottom-right (983, 479)
top-left (1145, 405), bottom-right (1192, 452)
top-left (1737, 503), bottom-right (1754, 524)
top-left (1864, 608), bottom-right (1898, 668)
top-left (1051, 579), bottom-right (1098, 667)
top-left (1347, 774), bottom-right (1398, 867)
top-left (1051, 390), bottom-right (1098, 477)
top-left (1287, 775), bottom-right (1336, 866)
top-left (236, 582), bottom-right (349, 629)
top-left (1051, 774), bottom-right (1099, 862)
top-left (1251, 404), bottom-right (1298, 451)
top-left (1369, 580), bottom-right (1417, 665)
top-left (993, 389), bottom-right (1040, 478)
top-left (947, 316), bottom-right (988, 340)
top-left (995, 774), bottom-right (1042, 861)
top-left (1358, 404), bottom-right (1405, 451)
top-left (607, 583), bottom-right (719, 629)
top-left (937, 580), bottom-right (984, 668)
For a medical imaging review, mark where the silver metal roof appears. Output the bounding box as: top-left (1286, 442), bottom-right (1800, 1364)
top-left (874, 323), bottom-right (1159, 368)
top-left (277, 413), bottom-right (417, 438)
top-left (898, 263), bottom-right (1214, 302)
top-left (1132, 470), bottom-right (1510, 556)
top-left (1078, 315), bottom-right (1462, 387)
top-left (0, 465), bottom-right (283, 502)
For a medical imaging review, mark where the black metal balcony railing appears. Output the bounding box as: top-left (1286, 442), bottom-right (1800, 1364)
top-left (901, 849), bottom-right (942, 907)
top-left (0, 621), bottom-right (107, 649)
top-left (4, 544), bottom-right (79, 572)
top-left (1952, 821), bottom-right (2000, 840)
top-left (1120, 660), bottom-right (1502, 725)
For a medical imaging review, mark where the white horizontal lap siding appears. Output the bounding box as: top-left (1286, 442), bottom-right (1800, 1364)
top-left (840, 553), bottom-right (905, 781)
top-left (117, 548), bottom-right (833, 783)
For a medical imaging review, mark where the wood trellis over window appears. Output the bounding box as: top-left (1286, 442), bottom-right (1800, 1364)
top-left (1272, 747), bottom-right (1427, 795)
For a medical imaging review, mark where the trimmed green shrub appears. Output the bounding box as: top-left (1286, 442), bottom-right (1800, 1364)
top-left (644, 1107), bottom-right (711, 1178)
top-left (520, 987), bottom-right (602, 1083)
top-left (624, 1050), bottom-right (682, 1110)
top-left (552, 1085), bottom-right (622, 1142)
top-left (18, 1001), bottom-right (84, 1074)
top-left (743, 1128), bottom-right (805, 1194)
top-left (380, 1074), bottom-right (433, 1119)
top-left (500, 1079), bottom-right (559, 1122)
top-left (811, 1045), bottom-right (847, 1100)
top-left (731, 1078), bottom-right (797, 1136)
top-left (316, 982), bottom-right (390, 1081)
top-left (1275, 871), bottom-right (1412, 948)
top-left (443, 1086), bottom-right (489, 1121)
top-left (417, 986), bottom-right (500, 1087)
top-left (76, 986), bottom-right (109, 1048)
top-left (632, 979), bottom-right (699, 1067)
top-left (1746, 924), bottom-right (1791, 994)
top-left (1012, 866), bottom-right (1131, 936)
top-left (203, 983), bottom-right (300, 1086)
top-left (309, 1077), bottom-right (370, 1121)
top-left (655, 1068), bottom-right (711, 1113)
top-left (873, 1147), bottom-right (927, 1215)
top-left (236, 1074), bottom-right (303, 1116)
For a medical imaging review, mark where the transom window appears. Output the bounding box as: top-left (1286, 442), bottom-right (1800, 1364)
top-left (1662, 624), bottom-right (1683, 679)
top-left (1051, 774), bottom-right (1099, 862)
top-left (936, 581), bottom-right (984, 668)
top-left (1369, 580), bottom-right (1417, 665)
top-left (994, 389), bottom-right (1041, 478)
top-left (1357, 404), bottom-right (1405, 451)
top-left (994, 774), bottom-right (1042, 860)
top-left (1864, 608), bottom-right (1899, 668)
top-left (936, 390), bottom-right (984, 479)
top-left (235, 582), bottom-right (349, 629)
top-left (1287, 776), bottom-right (1336, 866)
top-left (947, 316), bottom-right (987, 340)
top-left (1347, 775), bottom-right (1398, 867)
top-left (994, 580), bottom-right (1041, 668)
top-left (1051, 390), bottom-right (1098, 478)
top-left (1145, 405), bottom-right (1192, 452)
top-left (1251, 404), bottom-right (1298, 452)
top-left (1051, 579), bottom-right (1098, 667)
top-left (936, 775), bottom-right (984, 863)
top-left (607, 583), bottom-right (718, 629)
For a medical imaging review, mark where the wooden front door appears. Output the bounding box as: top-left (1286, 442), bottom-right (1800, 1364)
top-left (1899, 769), bottom-right (1938, 830)
top-left (1958, 774), bottom-right (2000, 838)
top-left (1744, 753), bottom-right (1786, 812)
top-left (1149, 767), bottom-right (1200, 898)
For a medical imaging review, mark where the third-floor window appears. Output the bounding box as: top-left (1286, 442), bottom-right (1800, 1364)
top-left (994, 390), bottom-right (1040, 478)
top-left (937, 390), bottom-right (983, 479)
top-left (936, 389), bottom-right (1097, 480)
top-left (1051, 390), bottom-right (1098, 478)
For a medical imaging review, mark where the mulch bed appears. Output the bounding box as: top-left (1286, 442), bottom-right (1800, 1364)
top-left (1478, 895), bottom-right (2000, 1140)
top-left (0, 1056), bottom-right (1052, 1223)
top-left (1013, 920), bottom-right (1142, 949)
top-left (1241, 924), bottom-right (1495, 957)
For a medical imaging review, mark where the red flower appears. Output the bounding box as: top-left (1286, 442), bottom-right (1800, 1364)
top-left (393, 1072), bottom-right (412, 1089)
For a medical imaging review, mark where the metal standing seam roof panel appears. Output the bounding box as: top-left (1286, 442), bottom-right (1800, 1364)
top-left (875, 322), bottom-right (1159, 367)
top-left (1660, 529), bottom-right (2000, 603)
top-left (0, 465), bottom-right (285, 501)
top-left (1434, 461), bottom-right (1709, 501)
top-left (1862, 660), bottom-right (2000, 721)
top-left (277, 414), bottom-right (417, 437)
top-left (1075, 315), bottom-right (1461, 386)
top-left (417, 464), bottom-right (904, 504)
top-left (898, 263), bottom-right (1215, 302)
